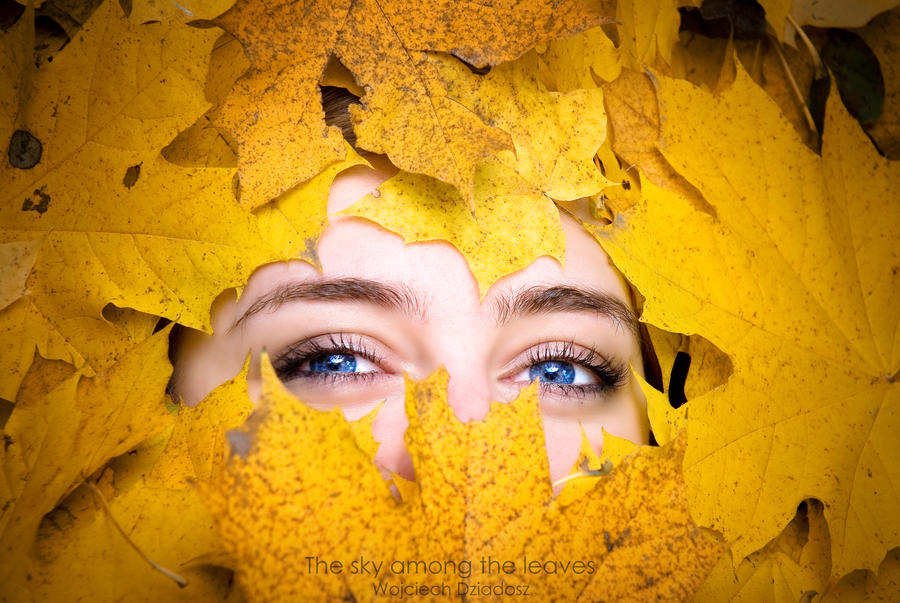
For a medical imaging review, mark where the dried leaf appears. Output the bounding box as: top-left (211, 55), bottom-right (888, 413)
top-left (0, 329), bottom-right (174, 589)
top-left (199, 361), bottom-right (724, 601)
top-left (856, 7), bottom-right (900, 158)
top-left (213, 0), bottom-right (611, 209)
top-left (341, 168), bottom-right (565, 296)
top-left (433, 53), bottom-right (611, 201)
top-left (0, 238), bottom-right (40, 312)
top-left (696, 501), bottom-right (831, 602)
top-left (616, 0), bottom-right (680, 70)
top-left (589, 65), bottom-right (900, 577)
top-left (212, 0), bottom-right (352, 210)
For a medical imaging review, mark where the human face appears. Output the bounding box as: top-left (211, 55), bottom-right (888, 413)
top-left (173, 164), bottom-right (649, 484)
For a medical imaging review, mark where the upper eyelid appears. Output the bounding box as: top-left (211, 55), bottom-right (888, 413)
top-left (526, 341), bottom-right (599, 362)
top-left (273, 333), bottom-right (388, 367)
top-left (503, 340), bottom-right (611, 371)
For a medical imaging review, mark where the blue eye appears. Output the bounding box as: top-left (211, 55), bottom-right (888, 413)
top-left (529, 361), bottom-right (576, 384)
top-left (272, 334), bottom-right (385, 384)
top-left (309, 353), bottom-right (358, 373)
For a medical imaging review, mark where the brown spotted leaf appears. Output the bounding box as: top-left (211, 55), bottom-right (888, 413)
top-left (591, 67), bottom-right (900, 578)
top-left (212, 0), bottom-right (613, 209)
top-left (0, 329), bottom-right (174, 590)
top-left (199, 360), bottom-right (724, 601)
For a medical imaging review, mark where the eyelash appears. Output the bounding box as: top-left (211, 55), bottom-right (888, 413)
top-left (272, 333), bottom-right (386, 385)
top-left (272, 335), bottom-right (627, 399)
top-left (521, 340), bottom-right (628, 398)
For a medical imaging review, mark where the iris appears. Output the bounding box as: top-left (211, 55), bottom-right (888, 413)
top-left (529, 361), bottom-right (576, 384)
top-left (310, 353), bottom-right (357, 373)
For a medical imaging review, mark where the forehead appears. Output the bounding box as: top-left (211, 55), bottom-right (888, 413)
top-left (234, 164), bottom-right (634, 316)
top-left (237, 211), bottom-right (633, 317)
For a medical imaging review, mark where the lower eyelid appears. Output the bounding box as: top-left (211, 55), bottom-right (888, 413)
top-left (536, 383), bottom-right (624, 414)
top-left (540, 382), bottom-right (612, 396)
top-left (292, 371), bottom-right (391, 385)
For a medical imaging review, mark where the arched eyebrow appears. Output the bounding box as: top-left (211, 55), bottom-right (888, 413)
top-left (492, 285), bottom-right (639, 335)
top-left (229, 277), bottom-right (425, 332)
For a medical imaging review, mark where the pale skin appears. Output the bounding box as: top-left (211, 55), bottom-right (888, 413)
top-left (173, 162), bottom-right (649, 484)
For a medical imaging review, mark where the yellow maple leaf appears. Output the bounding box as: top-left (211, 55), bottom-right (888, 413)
top-left (820, 547), bottom-right (900, 601)
top-left (0, 1), bottom-right (287, 397)
top-left (616, 0), bottom-right (680, 70)
top-left (601, 68), bottom-right (713, 212)
top-left (340, 168), bottom-right (565, 296)
top-left (432, 52), bottom-right (611, 201)
top-left (151, 362), bottom-right (255, 489)
top-left (211, 0), bottom-right (353, 210)
top-left (0, 329), bottom-right (174, 592)
top-left (0, 1), bottom-right (32, 149)
top-left (589, 66), bottom-right (900, 577)
top-left (0, 158), bottom-right (283, 398)
top-left (0, 239), bottom-right (39, 312)
top-left (15, 433), bottom-right (239, 601)
top-left (2, 0), bottom-right (215, 197)
top-left (212, 0), bottom-right (612, 209)
top-left (199, 360), bottom-right (724, 601)
top-left (696, 501), bottom-right (831, 602)
top-left (255, 145), bottom-right (369, 264)
top-left (533, 25), bottom-right (622, 91)
top-left (161, 31), bottom-right (249, 170)
top-left (2, 340), bottom-right (255, 599)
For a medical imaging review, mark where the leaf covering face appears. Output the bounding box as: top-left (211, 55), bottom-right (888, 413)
top-left (174, 165), bottom-right (650, 484)
top-left (198, 361), bottom-right (724, 602)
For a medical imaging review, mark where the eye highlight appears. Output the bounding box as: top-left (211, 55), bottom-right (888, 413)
top-left (529, 360), bottom-right (583, 384)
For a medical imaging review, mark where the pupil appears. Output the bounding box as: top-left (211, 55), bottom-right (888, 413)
top-left (529, 361), bottom-right (575, 384)
top-left (310, 353), bottom-right (357, 373)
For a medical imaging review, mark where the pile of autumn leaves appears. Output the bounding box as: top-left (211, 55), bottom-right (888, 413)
top-left (1, 0), bottom-right (899, 601)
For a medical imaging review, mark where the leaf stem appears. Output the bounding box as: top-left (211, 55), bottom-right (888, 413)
top-left (86, 480), bottom-right (188, 589)
top-left (786, 14), bottom-right (826, 79)
top-left (552, 471), bottom-right (596, 489)
top-left (552, 459), bottom-right (614, 488)
top-left (771, 37), bottom-right (820, 144)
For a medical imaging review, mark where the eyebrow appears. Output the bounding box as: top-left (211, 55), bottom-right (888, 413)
top-left (492, 285), bottom-right (639, 335)
top-left (229, 277), bottom-right (425, 332)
